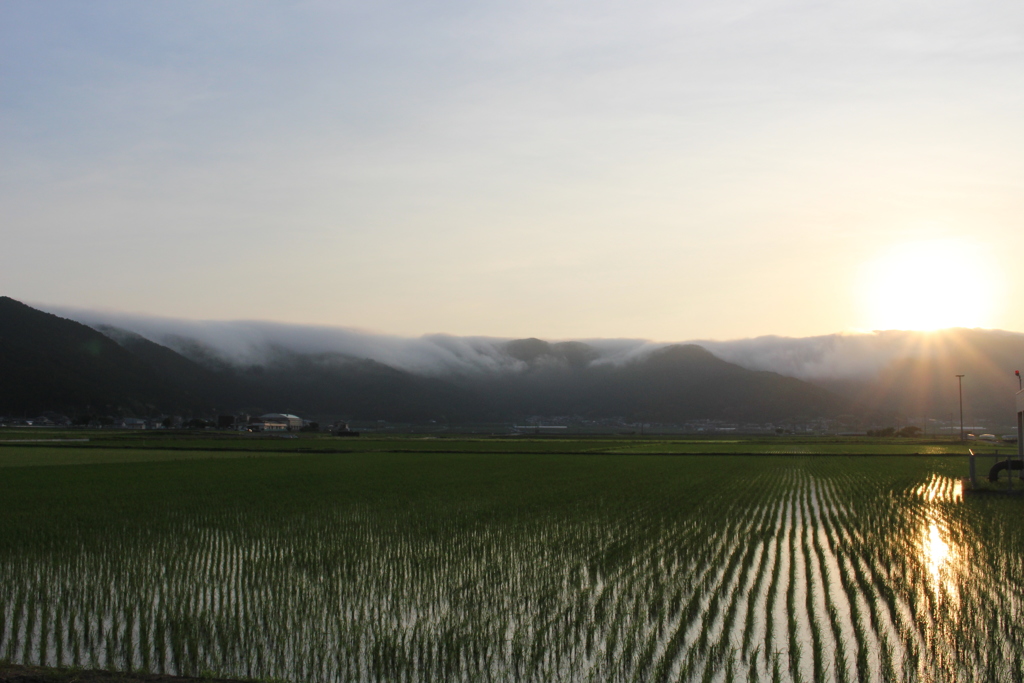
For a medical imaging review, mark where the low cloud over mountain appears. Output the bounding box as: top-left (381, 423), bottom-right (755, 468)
top-left (41, 304), bottom-right (665, 376)
top-left (7, 299), bottom-right (837, 422)
top-left (18, 300), bottom-right (1024, 425)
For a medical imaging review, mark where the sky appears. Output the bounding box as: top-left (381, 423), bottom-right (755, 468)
top-left (3, 0), bottom-right (1023, 341)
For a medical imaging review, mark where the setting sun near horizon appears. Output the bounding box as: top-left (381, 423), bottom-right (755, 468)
top-left (859, 239), bottom-right (1000, 332)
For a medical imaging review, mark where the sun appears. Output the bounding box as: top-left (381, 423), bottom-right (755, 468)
top-left (859, 239), bottom-right (996, 331)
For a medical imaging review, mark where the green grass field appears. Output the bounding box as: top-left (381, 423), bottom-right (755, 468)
top-left (0, 428), bottom-right (998, 462)
top-left (1, 435), bottom-right (1022, 682)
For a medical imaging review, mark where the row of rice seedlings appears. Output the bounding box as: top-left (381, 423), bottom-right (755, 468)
top-left (4, 455), bottom-right (1024, 682)
top-left (694, 484), bottom-right (783, 680)
top-left (761, 486), bottom-right (790, 673)
top-left (647, 464), bottom-right (790, 679)
top-left (815, 473), bottom-right (877, 682)
top-left (806, 479), bottom-right (855, 683)
top-left (796, 483), bottom-right (825, 683)
top-left (784, 486), bottom-right (803, 682)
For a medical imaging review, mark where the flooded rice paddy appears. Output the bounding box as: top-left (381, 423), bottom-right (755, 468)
top-left (0, 452), bottom-right (1021, 682)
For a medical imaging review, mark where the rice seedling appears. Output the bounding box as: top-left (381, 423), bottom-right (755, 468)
top-left (0, 448), bottom-right (1018, 682)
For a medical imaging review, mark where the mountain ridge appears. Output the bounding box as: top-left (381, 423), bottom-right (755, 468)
top-left (1, 297), bottom-right (843, 422)
top-left (0, 297), bottom-right (205, 415)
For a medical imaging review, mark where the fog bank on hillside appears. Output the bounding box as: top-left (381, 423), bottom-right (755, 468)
top-left (42, 305), bottom-right (661, 376)
top-left (43, 305), bottom-right (1024, 389)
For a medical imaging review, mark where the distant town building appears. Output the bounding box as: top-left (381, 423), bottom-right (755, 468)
top-left (249, 421), bottom-right (288, 432)
top-left (332, 421), bottom-right (359, 437)
top-left (259, 413), bottom-right (303, 430)
top-left (248, 414), bottom-right (296, 432)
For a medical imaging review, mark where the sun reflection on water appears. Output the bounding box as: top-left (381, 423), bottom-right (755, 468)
top-left (923, 523), bottom-right (950, 582)
top-left (914, 475), bottom-right (963, 604)
top-left (914, 475), bottom-right (962, 502)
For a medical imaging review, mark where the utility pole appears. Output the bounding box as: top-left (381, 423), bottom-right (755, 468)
top-left (956, 375), bottom-right (965, 441)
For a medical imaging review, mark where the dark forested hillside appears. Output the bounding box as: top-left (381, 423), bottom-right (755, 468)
top-left (1, 298), bottom-right (845, 421)
top-left (467, 341), bottom-right (843, 421)
top-left (0, 297), bottom-right (205, 416)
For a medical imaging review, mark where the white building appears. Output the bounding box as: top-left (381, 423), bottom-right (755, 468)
top-left (259, 413), bottom-right (304, 430)
top-left (249, 420), bottom-right (289, 432)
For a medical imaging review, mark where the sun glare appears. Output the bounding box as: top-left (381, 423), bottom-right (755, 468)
top-left (860, 239), bottom-right (996, 331)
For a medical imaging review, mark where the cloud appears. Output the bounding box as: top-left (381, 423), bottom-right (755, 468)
top-left (696, 333), bottom-right (914, 379)
top-left (698, 328), bottom-right (1024, 381)
top-left (42, 304), bottom-right (661, 376)
top-left (41, 304), bottom-right (1024, 383)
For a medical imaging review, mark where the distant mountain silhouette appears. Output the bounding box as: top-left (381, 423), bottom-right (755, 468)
top-left (95, 325), bottom-right (222, 395)
top-left (469, 342), bottom-right (841, 421)
top-left (505, 338), bottom-right (599, 368)
top-left (221, 341), bottom-right (842, 422)
top-left (0, 297), bottom-right (844, 422)
top-left (0, 297), bottom-right (205, 416)
top-left (223, 350), bottom-right (482, 422)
